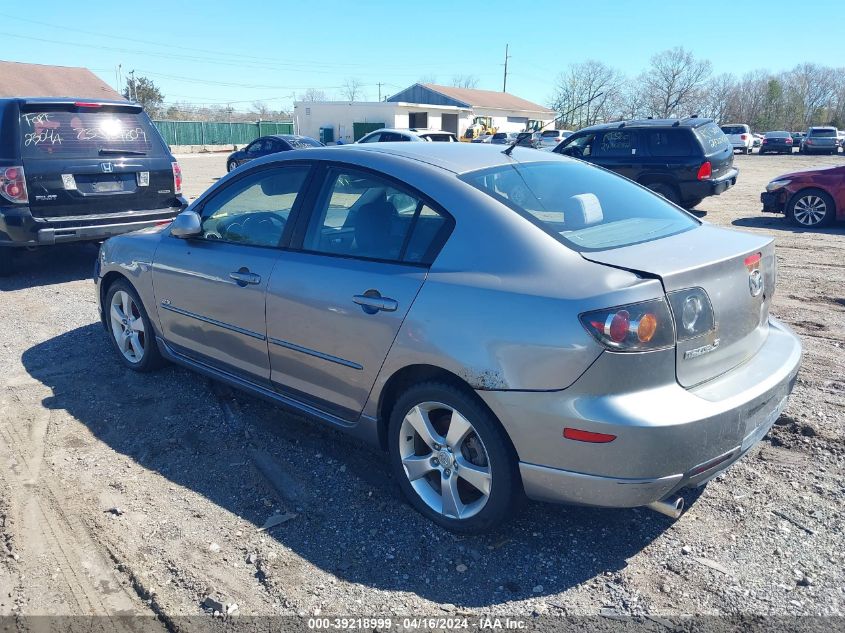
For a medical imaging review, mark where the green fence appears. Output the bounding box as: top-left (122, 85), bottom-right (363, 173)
top-left (152, 120), bottom-right (294, 146)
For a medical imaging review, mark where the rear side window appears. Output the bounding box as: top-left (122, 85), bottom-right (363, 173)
top-left (303, 168), bottom-right (451, 264)
top-left (20, 109), bottom-right (156, 158)
top-left (646, 129), bottom-right (694, 156)
top-left (594, 130), bottom-right (636, 156)
top-left (695, 122), bottom-right (731, 153)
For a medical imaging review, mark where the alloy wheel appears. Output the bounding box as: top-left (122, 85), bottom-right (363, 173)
top-left (398, 402), bottom-right (492, 520)
top-left (109, 290), bottom-right (146, 363)
top-left (792, 195), bottom-right (827, 226)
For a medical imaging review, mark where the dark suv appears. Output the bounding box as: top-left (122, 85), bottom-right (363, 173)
top-left (553, 118), bottom-right (738, 209)
top-left (0, 98), bottom-right (187, 274)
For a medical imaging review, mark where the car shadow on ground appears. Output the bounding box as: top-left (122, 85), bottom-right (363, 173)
top-left (732, 216), bottom-right (845, 235)
top-left (0, 243), bottom-right (98, 291)
top-left (22, 324), bottom-right (696, 608)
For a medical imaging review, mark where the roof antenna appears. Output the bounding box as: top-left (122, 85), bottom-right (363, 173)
top-left (503, 92), bottom-right (604, 157)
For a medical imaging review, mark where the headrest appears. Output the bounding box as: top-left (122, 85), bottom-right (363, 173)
top-left (566, 193), bottom-right (603, 229)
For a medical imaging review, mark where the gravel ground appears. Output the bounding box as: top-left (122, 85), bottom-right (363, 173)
top-left (0, 151), bottom-right (842, 623)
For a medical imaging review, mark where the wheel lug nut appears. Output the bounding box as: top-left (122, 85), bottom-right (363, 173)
top-left (433, 443), bottom-right (440, 450)
top-left (444, 469), bottom-right (451, 477)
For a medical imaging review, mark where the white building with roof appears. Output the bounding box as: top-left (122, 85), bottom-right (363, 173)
top-left (293, 83), bottom-right (556, 144)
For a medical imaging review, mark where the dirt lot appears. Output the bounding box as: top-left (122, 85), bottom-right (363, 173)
top-left (0, 151), bottom-right (843, 624)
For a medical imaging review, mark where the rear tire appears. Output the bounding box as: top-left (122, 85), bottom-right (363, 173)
top-left (787, 189), bottom-right (835, 228)
top-left (0, 248), bottom-right (13, 277)
top-left (684, 197), bottom-right (704, 210)
top-left (645, 182), bottom-right (681, 206)
top-left (104, 279), bottom-right (166, 372)
top-left (387, 381), bottom-right (520, 533)
top-left (227, 160), bottom-right (238, 172)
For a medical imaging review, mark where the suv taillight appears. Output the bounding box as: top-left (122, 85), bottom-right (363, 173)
top-left (740, 134), bottom-right (748, 140)
top-left (0, 166), bottom-right (28, 204)
top-left (697, 161), bottom-right (712, 180)
top-left (171, 162), bottom-right (183, 195)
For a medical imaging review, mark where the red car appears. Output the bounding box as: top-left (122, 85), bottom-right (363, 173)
top-left (761, 165), bottom-right (845, 227)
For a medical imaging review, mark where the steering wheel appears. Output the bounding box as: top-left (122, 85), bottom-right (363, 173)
top-left (217, 212), bottom-right (286, 246)
top-left (563, 145), bottom-right (583, 158)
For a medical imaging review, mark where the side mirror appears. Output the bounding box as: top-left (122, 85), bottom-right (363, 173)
top-left (170, 210), bottom-right (202, 238)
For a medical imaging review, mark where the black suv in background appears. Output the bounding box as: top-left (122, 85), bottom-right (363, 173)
top-left (0, 98), bottom-right (187, 275)
top-left (553, 118), bottom-right (738, 209)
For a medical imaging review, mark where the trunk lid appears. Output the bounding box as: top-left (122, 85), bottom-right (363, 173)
top-left (582, 224), bottom-right (775, 387)
top-left (18, 102), bottom-right (179, 218)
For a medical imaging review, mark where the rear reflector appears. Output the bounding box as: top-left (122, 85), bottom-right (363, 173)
top-left (744, 252), bottom-right (761, 267)
top-left (563, 428), bottom-right (617, 443)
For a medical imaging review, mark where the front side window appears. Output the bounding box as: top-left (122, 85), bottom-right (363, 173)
top-left (302, 168), bottom-right (450, 264)
top-left (246, 139), bottom-right (266, 154)
top-left (462, 161), bottom-right (698, 252)
top-left (200, 166), bottom-right (309, 248)
top-left (359, 133), bottom-right (382, 143)
top-left (558, 133), bottom-right (596, 157)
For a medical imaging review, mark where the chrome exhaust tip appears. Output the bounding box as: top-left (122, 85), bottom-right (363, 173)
top-left (646, 496), bottom-right (685, 519)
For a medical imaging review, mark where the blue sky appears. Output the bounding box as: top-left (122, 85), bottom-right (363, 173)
top-left (2, 0), bottom-right (844, 112)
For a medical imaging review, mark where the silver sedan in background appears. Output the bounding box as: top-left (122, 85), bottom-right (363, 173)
top-left (95, 144), bottom-right (801, 532)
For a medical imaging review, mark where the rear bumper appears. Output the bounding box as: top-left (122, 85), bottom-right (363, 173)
top-left (479, 318), bottom-right (801, 508)
top-left (682, 167), bottom-right (739, 200)
top-left (0, 203), bottom-right (185, 246)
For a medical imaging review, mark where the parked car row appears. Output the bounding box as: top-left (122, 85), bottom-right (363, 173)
top-left (721, 124), bottom-right (844, 155)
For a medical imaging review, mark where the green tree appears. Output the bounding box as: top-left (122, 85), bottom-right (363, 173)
top-left (123, 76), bottom-right (164, 116)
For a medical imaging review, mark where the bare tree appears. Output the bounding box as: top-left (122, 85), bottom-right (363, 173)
top-left (341, 78), bottom-right (364, 101)
top-left (301, 88), bottom-right (328, 102)
top-left (451, 74), bottom-right (479, 89)
top-left (700, 73), bottom-right (736, 123)
top-left (251, 101), bottom-right (271, 118)
top-left (641, 47), bottom-right (712, 118)
top-left (784, 63), bottom-right (837, 127)
top-left (418, 74), bottom-right (438, 84)
top-left (549, 60), bottom-right (623, 129)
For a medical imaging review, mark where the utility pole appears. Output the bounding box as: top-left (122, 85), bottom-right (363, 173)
top-left (502, 44), bottom-right (511, 93)
top-left (128, 69), bottom-right (136, 101)
top-left (377, 82), bottom-right (383, 101)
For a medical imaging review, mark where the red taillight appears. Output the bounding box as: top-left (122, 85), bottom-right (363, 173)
top-left (806, 139), bottom-right (813, 145)
top-left (563, 428), bottom-right (617, 443)
top-left (580, 299), bottom-right (675, 351)
top-left (171, 162), bottom-right (183, 195)
top-left (786, 138), bottom-right (793, 144)
top-left (697, 161), bottom-right (712, 180)
top-left (740, 134), bottom-right (748, 140)
top-left (0, 165), bottom-right (28, 203)
top-left (607, 310), bottom-right (630, 342)
top-left (74, 102), bottom-right (102, 108)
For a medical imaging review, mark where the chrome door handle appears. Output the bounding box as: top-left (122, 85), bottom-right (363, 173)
top-left (229, 271), bottom-right (261, 286)
top-left (353, 294), bottom-right (398, 314)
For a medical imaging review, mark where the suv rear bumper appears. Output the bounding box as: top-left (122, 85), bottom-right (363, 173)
top-left (683, 167), bottom-right (739, 200)
top-left (0, 203), bottom-right (185, 246)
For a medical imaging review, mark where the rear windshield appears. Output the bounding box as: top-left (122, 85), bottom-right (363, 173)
top-left (809, 128), bottom-right (837, 137)
top-left (20, 109), bottom-right (156, 158)
top-left (720, 125), bottom-right (746, 135)
top-left (461, 161), bottom-right (698, 252)
top-left (765, 131), bottom-right (790, 138)
top-left (492, 133), bottom-right (507, 139)
top-left (696, 122), bottom-right (731, 152)
top-left (286, 137), bottom-right (322, 148)
top-left (541, 130), bottom-right (561, 137)
top-left (421, 134), bottom-right (456, 142)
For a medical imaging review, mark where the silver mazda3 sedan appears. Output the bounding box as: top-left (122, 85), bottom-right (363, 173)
top-left (95, 143), bottom-right (801, 532)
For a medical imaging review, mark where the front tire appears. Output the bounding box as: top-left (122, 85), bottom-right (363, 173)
top-left (388, 382), bottom-right (520, 533)
top-left (105, 280), bottom-right (165, 371)
top-left (788, 189), bottom-right (835, 228)
top-left (227, 160), bottom-right (238, 172)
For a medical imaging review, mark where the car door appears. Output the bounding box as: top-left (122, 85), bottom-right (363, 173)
top-left (152, 164), bottom-right (314, 381)
top-left (265, 166), bottom-right (453, 419)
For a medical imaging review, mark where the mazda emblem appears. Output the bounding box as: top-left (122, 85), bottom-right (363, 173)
top-left (748, 269), bottom-right (764, 297)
